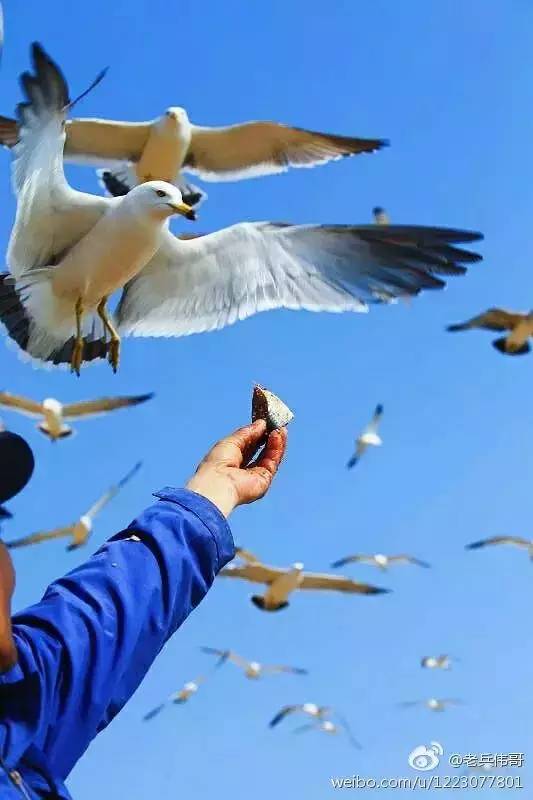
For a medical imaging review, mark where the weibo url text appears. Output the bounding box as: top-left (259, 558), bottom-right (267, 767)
top-left (330, 775), bottom-right (523, 790)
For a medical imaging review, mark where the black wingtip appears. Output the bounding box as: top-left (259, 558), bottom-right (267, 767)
top-left (446, 323), bottom-right (464, 332)
top-left (376, 403), bottom-right (384, 414)
top-left (465, 541), bottom-right (483, 550)
top-left (371, 586), bottom-right (392, 595)
top-left (492, 336), bottom-right (530, 356)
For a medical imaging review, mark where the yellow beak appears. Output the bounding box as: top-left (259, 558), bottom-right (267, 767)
top-left (168, 201), bottom-right (196, 221)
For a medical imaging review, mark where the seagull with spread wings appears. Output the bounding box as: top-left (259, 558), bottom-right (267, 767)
top-left (331, 552), bottom-right (430, 570)
top-left (465, 536), bottom-right (533, 558)
top-left (143, 676), bottom-right (205, 721)
top-left (220, 547), bottom-right (389, 611)
top-left (447, 309), bottom-right (533, 356)
top-left (0, 100), bottom-right (387, 208)
top-left (5, 462), bottom-right (141, 550)
top-left (346, 404), bottom-right (384, 468)
top-left (0, 390), bottom-right (153, 440)
top-left (400, 698), bottom-right (462, 712)
top-left (293, 719), bottom-right (361, 749)
top-left (201, 646), bottom-right (307, 679)
top-left (270, 704), bottom-right (360, 748)
top-left (0, 45), bottom-right (483, 375)
top-left (421, 655), bottom-right (454, 670)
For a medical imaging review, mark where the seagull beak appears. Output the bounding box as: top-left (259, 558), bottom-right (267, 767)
top-left (168, 201), bottom-right (196, 221)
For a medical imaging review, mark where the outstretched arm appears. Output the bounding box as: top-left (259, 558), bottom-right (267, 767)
top-left (0, 542), bottom-right (16, 672)
top-left (1, 420), bottom-right (286, 778)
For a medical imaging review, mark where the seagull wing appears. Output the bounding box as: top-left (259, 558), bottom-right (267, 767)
top-left (219, 563), bottom-right (284, 584)
top-left (234, 546), bottom-right (262, 564)
top-left (465, 535), bottom-right (531, 550)
top-left (263, 664), bottom-right (308, 675)
top-left (5, 44), bottom-right (108, 279)
top-left (184, 121), bottom-right (387, 182)
top-left (62, 393), bottom-right (154, 419)
top-left (334, 712), bottom-right (362, 750)
top-left (447, 308), bottom-right (522, 333)
top-left (84, 462), bottom-right (141, 519)
top-left (299, 571), bottom-right (389, 594)
top-left (142, 702), bottom-right (167, 722)
top-left (116, 224), bottom-right (482, 339)
top-left (388, 555), bottom-right (431, 568)
top-left (269, 705), bottom-right (301, 727)
top-left (6, 525), bottom-right (75, 548)
top-left (330, 555), bottom-right (372, 568)
top-left (365, 403), bottom-right (384, 435)
top-left (200, 646), bottom-right (234, 668)
top-left (64, 117), bottom-right (151, 166)
top-left (0, 391), bottom-right (43, 417)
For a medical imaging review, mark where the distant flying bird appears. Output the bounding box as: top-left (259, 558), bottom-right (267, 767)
top-left (201, 647), bottom-right (307, 679)
top-left (421, 655), bottom-right (454, 670)
top-left (143, 677), bottom-right (205, 721)
top-left (270, 704), bottom-right (360, 748)
top-left (270, 703), bottom-right (331, 727)
top-left (220, 547), bottom-right (389, 611)
top-left (6, 462), bottom-right (141, 550)
top-left (372, 206), bottom-right (390, 225)
top-left (294, 719), bottom-right (361, 749)
top-left (331, 553), bottom-right (430, 570)
top-left (0, 390), bottom-right (153, 440)
top-left (0, 98), bottom-right (388, 208)
top-left (347, 404), bottom-right (384, 468)
top-left (447, 308), bottom-right (533, 356)
top-left (400, 698), bottom-right (462, 712)
top-left (465, 536), bottom-right (533, 558)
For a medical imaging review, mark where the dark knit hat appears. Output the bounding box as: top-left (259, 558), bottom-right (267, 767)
top-left (0, 431), bottom-right (35, 518)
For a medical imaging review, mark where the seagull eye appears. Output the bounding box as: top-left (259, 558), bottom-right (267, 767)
top-left (155, 189), bottom-right (167, 198)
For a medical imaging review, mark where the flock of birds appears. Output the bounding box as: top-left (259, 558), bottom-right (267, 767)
top-left (0, 13), bottom-right (528, 765)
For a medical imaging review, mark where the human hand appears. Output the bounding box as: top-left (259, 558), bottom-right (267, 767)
top-left (186, 419), bottom-right (288, 517)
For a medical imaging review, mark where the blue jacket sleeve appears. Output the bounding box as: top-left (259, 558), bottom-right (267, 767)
top-left (0, 488), bottom-right (234, 780)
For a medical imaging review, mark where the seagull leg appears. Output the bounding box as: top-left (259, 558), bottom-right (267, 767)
top-left (71, 297), bottom-right (84, 376)
top-left (97, 297), bottom-right (121, 373)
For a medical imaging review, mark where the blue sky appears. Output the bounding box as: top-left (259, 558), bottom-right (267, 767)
top-left (1, 1), bottom-right (533, 797)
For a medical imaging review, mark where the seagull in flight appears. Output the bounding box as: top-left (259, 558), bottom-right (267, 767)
top-left (0, 390), bottom-right (153, 440)
top-left (421, 655), bottom-right (454, 670)
top-left (400, 698), bottom-right (462, 712)
top-left (0, 46), bottom-right (483, 375)
top-left (293, 719), bottom-right (361, 748)
top-left (220, 547), bottom-right (389, 611)
top-left (201, 647), bottom-right (307, 679)
top-left (465, 536), bottom-right (533, 559)
top-left (0, 99), bottom-right (388, 209)
top-left (5, 462), bottom-right (141, 550)
top-left (331, 553), bottom-right (430, 570)
top-left (347, 404), bottom-right (384, 468)
top-left (143, 676), bottom-right (205, 721)
top-left (270, 704), bottom-right (360, 748)
top-left (447, 308), bottom-right (533, 356)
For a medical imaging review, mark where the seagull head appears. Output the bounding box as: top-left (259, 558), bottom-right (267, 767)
top-left (127, 181), bottom-right (196, 221)
top-left (42, 398), bottom-right (62, 415)
top-left (165, 106), bottom-right (189, 124)
top-left (302, 703), bottom-right (320, 715)
top-left (291, 561), bottom-right (304, 572)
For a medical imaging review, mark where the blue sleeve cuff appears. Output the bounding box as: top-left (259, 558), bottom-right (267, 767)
top-left (151, 487), bottom-right (235, 571)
